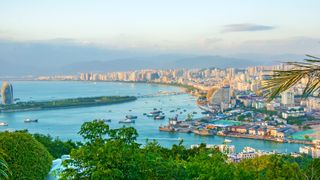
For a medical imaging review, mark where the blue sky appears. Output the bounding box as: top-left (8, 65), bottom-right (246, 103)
top-left (0, 0), bottom-right (319, 54)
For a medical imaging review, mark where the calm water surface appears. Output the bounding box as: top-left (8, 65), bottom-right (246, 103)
top-left (0, 81), bottom-right (303, 153)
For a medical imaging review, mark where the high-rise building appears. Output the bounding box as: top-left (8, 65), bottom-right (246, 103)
top-left (1, 81), bottom-right (14, 105)
top-left (281, 90), bottom-right (295, 107)
top-left (209, 86), bottom-right (231, 105)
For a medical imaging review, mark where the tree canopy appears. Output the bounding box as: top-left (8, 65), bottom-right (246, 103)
top-left (60, 120), bottom-right (320, 179)
top-left (0, 131), bottom-right (53, 179)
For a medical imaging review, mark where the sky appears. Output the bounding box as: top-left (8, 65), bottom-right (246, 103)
top-left (0, 0), bottom-right (320, 55)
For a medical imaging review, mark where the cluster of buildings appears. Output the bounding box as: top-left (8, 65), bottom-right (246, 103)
top-left (160, 111), bottom-right (297, 143)
top-left (220, 124), bottom-right (295, 142)
top-left (299, 140), bottom-right (320, 158)
top-left (191, 144), bottom-right (292, 162)
top-left (69, 63), bottom-right (320, 120)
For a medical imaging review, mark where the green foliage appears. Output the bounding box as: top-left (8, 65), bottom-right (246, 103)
top-left (0, 131), bottom-right (53, 179)
top-left (33, 133), bottom-right (79, 159)
top-left (60, 120), bottom-right (320, 179)
top-left (0, 155), bottom-right (10, 180)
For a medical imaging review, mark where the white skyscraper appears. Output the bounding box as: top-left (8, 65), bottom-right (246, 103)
top-left (281, 90), bottom-right (295, 107)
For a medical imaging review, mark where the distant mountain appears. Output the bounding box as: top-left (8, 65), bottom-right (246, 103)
top-left (0, 39), bottom-right (298, 75)
top-left (61, 55), bottom-right (276, 73)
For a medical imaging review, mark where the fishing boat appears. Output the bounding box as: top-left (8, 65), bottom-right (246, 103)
top-left (24, 118), bottom-right (38, 123)
top-left (0, 122), bottom-right (8, 126)
top-left (125, 115), bottom-right (138, 119)
top-left (154, 115), bottom-right (165, 120)
top-left (119, 119), bottom-right (135, 123)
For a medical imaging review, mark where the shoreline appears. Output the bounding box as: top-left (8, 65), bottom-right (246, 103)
top-left (0, 96), bottom-right (137, 113)
top-left (6, 79), bottom-right (202, 94)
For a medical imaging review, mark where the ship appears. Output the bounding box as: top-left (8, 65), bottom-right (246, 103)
top-left (125, 115), bottom-right (138, 119)
top-left (159, 126), bottom-right (174, 132)
top-left (0, 122), bottom-right (8, 126)
top-left (102, 119), bottom-right (111, 122)
top-left (24, 118), bottom-right (38, 123)
top-left (154, 115), bottom-right (165, 120)
top-left (119, 119), bottom-right (135, 123)
top-left (147, 111), bottom-right (162, 117)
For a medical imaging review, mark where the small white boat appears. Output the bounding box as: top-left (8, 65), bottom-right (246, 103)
top-left (24, 118), bottom-right (38, 123)
top-left (119, 119), bottom-right (135, 123)
top-left (0, 122), bottom-right (8, 126)
top-left (224, 139), bottom-right (232, 143)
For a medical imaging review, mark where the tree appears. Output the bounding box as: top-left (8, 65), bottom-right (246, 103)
top-left (33, 133), bottom-right (79, 159)
top-left (0, 131), bottom-right (53, 179)
top-left (263, 55), bottom-right (320, 101)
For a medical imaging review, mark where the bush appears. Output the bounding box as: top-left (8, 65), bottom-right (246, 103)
top-left (0, 131), bottom-right (53, 179)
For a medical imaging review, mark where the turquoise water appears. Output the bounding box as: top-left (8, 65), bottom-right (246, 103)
top-left (291, 129), bottom-right (315, 140)
top-left (0, 81), bottom-right (303, 153)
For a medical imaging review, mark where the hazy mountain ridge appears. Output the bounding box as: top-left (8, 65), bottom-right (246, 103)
top-left (0, 40), bottom-right (299, 75)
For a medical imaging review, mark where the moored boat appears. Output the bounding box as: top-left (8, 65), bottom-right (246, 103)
top-left (0, 122), bottom-right (8, 126)
top-left (125, 115), bottom-right (138, 119)
top-left (102, 119), bottom-right (111, 122)
top-left (24, 118), bottom-right (38, 123)
top-left (147, 111), bottom-right (162, 117)
top-left (119, 119), bottom-right (135, 123)
top-left (154, 115), bottom-right (165, 120)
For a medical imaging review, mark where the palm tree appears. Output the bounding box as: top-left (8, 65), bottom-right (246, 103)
top-left (263, 55), bottom-right (320, 101)
top-left (0, 158), bottom-right (10, 179)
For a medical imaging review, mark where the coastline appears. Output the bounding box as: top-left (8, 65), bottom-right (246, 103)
top-left (7, 79), bottom-right (202, 95)
top-left (0, 96), bottom-right (137, 113)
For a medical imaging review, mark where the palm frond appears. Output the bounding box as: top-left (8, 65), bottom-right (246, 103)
top-left (0, 158), bottom-right (10, 179)
top-left (262, 55), bottom-right (320, 101)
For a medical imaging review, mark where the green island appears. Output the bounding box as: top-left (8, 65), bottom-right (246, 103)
top-left (0, 96), bottom-right (137, 112)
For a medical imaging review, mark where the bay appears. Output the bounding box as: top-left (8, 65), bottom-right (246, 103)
top-left (0, 81), bottom-right (302, 153)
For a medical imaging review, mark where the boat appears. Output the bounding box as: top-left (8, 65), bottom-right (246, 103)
top-left (154, 115), bottom-right (165, 120)
top-left (102, 119), bottom-right (111, 122)
top-left (224, 139), bottom-right (232, 143)
top-left (119, 119), bottom-right (135, 123)
top-left (0, 122), bottom-right (8, 126)
top-left (159, 126), bottom-right (174, 132)
top-left (147, 111), bottom-right (162, 117)
top-left (24, 118), bottom-right (38, 123)
top-left (169, 110), bottom-right (175, 113)
top-left (125, 115), bottom-right (138, 119)
top-left (169, 115), bottom-right (178, 121)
